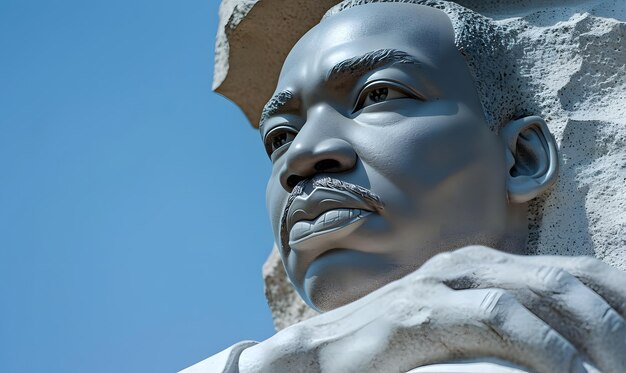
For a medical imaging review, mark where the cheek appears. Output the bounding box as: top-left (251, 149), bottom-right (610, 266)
top-left (355, 106), bottom-right (501, 190)
top-left (351, 107), bottom-right (507, 232)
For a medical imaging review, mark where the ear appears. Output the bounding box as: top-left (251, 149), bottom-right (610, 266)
top-left (500, 116), bottom-right (559, 204)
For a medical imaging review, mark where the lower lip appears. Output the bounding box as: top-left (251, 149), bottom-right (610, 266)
top-left (289, 208), bottom-right (372, 244)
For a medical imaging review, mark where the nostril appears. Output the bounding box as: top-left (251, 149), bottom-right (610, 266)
top-left (287, 174), bottom-right (306, 189)
top-left (314, 159), bottom-right (341, 172)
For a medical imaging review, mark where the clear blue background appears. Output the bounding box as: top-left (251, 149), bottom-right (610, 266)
top-left (0, 1), bottom-right (277, 372)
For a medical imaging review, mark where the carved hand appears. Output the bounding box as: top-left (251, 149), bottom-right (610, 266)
top-left (238, 246), bottom-right (626, 373)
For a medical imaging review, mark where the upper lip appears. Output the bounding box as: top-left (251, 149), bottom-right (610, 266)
top-left (287, 186), bottom-right (376, 232)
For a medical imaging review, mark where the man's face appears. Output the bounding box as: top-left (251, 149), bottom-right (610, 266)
top-left (262, 4), bottom-right (511, 311)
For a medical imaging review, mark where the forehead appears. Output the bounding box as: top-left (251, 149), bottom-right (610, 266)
top-left (279, 3), bottom-right (457, 85)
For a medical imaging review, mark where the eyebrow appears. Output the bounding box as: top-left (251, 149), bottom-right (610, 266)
top-left (326, 48), bottom-right (420, 82)
top-left (260, 90), bottom-right (296, 129)
top-left (259, 49), bottom-right (420, 128)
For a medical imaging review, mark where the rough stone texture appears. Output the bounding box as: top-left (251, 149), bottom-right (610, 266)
top-left (213, 0), bottom-right (340, 126)
top-left (215, 0), bottom-right (626, 330)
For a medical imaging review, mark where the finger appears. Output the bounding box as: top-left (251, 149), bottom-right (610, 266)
top-left (422, 246), bottom-right (626, 318)
top-left (418, 247), bottom-right (626, 371)
top-left (405, 287), bottom-right (590, 373)
top-left (465, 263), bottom-right (626, 372)
top-left (338, 277), bottom-right (590, 373)
top-left (518, 255), bottom-right (626, 318)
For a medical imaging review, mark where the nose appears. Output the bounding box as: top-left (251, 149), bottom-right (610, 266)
top-left (279, 136), bottom-right (357, 192)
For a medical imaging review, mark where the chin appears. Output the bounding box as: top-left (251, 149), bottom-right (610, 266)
top-left (301, 249), bottom-right (406, 312)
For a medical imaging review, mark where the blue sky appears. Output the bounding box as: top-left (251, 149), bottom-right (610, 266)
top-left (0, 1), bottom-right (277, 372)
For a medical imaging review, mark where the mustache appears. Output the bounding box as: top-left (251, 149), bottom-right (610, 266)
top-left (280, 176), bottom-right (384, 255)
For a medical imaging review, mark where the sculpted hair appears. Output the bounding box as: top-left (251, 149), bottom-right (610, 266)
top-left (324, 0), bottom-right (526, 133)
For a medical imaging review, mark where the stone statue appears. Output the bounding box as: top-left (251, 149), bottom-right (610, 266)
top-left (182, 0), bottom-right (626, 372)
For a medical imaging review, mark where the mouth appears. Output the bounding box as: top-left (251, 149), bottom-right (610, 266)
top-left (289, 208), bottom-right (373, 244)
top-left (280, 177), bottom-right (384, 256)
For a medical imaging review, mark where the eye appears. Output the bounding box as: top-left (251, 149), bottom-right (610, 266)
top-left (264, 126), bottom-right (297, 158)
top-left (353, 81), bottom-right (420, 113)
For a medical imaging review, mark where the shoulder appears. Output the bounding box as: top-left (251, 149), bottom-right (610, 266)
top-left (179, 341), bottom-right (257, 373)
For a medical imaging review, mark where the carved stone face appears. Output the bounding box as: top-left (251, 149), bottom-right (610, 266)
top-left (262, 3), bottom-right (555, 311)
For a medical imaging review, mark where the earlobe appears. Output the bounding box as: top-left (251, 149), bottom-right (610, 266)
top-left (500, 116), bottom-right (559, 204)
